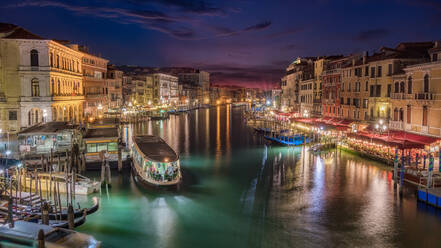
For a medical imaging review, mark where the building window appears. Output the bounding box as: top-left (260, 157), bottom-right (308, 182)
top-left (399, 108), bottom-right (404, 121)
top-left (376, 85), bottom-right (381, 97)
top-left (363, 99), bottom-right (368, 108)
top-left (387, 84), bottom-right (391, 97)
top-left (433, 53), bottom-right (438, 62)
top-left (424, 74), bottom-right (429, 93)
top-left (388, 64), bottom-right (392, 75)
top-left (9, 111), bottom-right (17, 120)
top-left (400, 82), bottom-right (404, 93)
top-left (377, 66), bottom-right (382, 77)
top-left (57, 80), bottom-right (61, 95)
top-left (50, 53), bottom-right (53, 67)
top-left (56, 55), bottom-right (60, 68)
top-left (370, 67), bottom-right (375, 78)
top-left (407, 105), bottom-right (411, 124)
top-left (407, 77), bottom-right (412, 94)
top-left (365, 66), bottom-right (369, 76)
top-left (422, 106), bottom-right (428, 126)
top-left (393, 108), bottom-right (398, 121)
top-left (30, 49), bottom-right (39, 67)
top-left (31, 78), bottom-right (39, 96)
top-left (365, 81), bottom-right (368, 91)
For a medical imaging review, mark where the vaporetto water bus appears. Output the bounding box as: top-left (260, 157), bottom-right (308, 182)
top-left (131, 135), bottom-right (181, 188)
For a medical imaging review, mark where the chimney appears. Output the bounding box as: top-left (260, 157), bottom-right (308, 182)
top-left (362, 51), bottom-right (368, 64)
top-left (68, 44), bottom-right (79, 51)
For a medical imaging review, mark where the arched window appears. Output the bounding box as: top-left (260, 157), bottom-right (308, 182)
top-left (57, 80), bottom-right (61, 95)
top-left (51, 79), bottom-right (54, 95)
top-left (407, 77), bottom-right (412, 94)
top-left (31, 78), bottom-right (39, 96)
top-left (400, 82), bottom-right (404, 93)
top-left (394, 82), bottom-right (399, 93)
top-left (407, 105), bottom-right (411, 124)
top-left (56, 55), bottom-right (60, 68)
top-left (30, 49), bottom-right (39, 67)
top-left (424, 74), bottom-right (429, 93)
top-left (394, 108), bottom-right (398, 121)
top-left (399, 108), bottom-right (404, 121)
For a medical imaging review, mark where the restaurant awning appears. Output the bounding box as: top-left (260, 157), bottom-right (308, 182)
top-left (347, 131), bottom-right (435, 149)
top-left (388, 130), bottom-right (439, 146)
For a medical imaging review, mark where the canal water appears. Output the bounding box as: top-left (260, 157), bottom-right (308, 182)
top-left (77, 105), bottom-right (441, 248)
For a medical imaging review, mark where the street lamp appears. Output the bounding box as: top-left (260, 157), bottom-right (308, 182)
top-left (43, 109), bottom-right (47, 122)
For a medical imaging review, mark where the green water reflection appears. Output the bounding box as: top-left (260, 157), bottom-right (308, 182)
top-left (77, 105), bottom-right (441, 248)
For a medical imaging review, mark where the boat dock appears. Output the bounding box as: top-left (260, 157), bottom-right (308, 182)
top-left (418, 187), bottom-right (441, 208)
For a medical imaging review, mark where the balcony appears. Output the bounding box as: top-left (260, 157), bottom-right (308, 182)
top-left (389, 121), bottom-right (403, 130)
top-left (414, 92), bottom-right (434, 100)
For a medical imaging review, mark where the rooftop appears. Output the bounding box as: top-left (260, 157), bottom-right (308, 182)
top-left (0, 23), bottom-right (44, 40)
top-left (18, 122), bottom-right (78, 135)
top-left (84, 127), bottom-right (119, 139)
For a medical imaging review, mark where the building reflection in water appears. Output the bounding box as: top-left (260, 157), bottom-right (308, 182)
top-left (205, 108), bottom-right (210, 154)
top-left (226, 104), bottom-right (230, 159)
top-left (184, 113), bottom-right (189, 155)
top-left (216, 106), bottom-right (221, 159)
top-left (244, 147), bottom-right (432, 247)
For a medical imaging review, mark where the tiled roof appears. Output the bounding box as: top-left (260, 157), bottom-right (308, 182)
top-left (0, 23), bottom-right (17, 33)
top-left (0, 23), bottom-right (44, 40)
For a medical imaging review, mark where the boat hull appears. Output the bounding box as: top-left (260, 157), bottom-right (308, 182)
top-left (131, 161), bottom-right (181, 189)
top-left (20, 176), bottom-right (100, 195)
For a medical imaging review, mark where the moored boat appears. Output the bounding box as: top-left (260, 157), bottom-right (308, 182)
top-left (0, 220), bottom-right (101, 247)
top-left (17, 172), bottom-right (100, 195)
top-left (131, 135), bottom-right (181, 188)
top-left (150, 110), bottom-right (170, 120)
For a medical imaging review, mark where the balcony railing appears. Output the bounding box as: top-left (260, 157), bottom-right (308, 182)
top-left (389, 121), bottom-right (403, 130)
top-left (414, 92), bottom-right (434, 100)
top-left (390, 93), bottom-right (413, 100)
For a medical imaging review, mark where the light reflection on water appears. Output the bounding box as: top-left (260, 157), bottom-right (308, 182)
top-left (76, 106), bottom-right (441, 248)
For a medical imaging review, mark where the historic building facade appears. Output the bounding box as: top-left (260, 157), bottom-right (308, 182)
top-left (390, 42), bottom-right (441, 137)
top-left (151, 73), bottom-right (179, 105)
top-left (0, 24), bottom-right (84, 132)
top-left (107, 65), bottom-right (123, 109)
top-left (75, 46), bottom-right (108, 118)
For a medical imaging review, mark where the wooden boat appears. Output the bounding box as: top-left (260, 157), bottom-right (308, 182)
top-left (150, 110), bottom-right (170, 120)
top-left (17, 172), bottom-right (100, 195)
top-left (0, 220), bottom-right (101, 247)
top-left (131, 135), bottom-right (181, 188)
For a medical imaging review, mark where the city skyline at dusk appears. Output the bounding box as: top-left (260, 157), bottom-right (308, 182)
top-left (1, 0), bottom-right (440, 88)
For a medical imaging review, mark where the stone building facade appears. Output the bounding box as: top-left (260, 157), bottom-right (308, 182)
top-left (0, 23), bottom-right (84, 132)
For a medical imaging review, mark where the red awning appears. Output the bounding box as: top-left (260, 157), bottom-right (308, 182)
top-left (273, 110), bottom-right (296, 117)
top-left (347, 131), bottom-right (429, 149)
top-left (388, 130), bottom-right (439, 145)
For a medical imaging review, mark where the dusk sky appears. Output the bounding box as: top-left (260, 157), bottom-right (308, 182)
top-left (1, 0), bottom-right (441, 88)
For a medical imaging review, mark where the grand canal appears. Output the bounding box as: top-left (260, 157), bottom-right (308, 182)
top-left (77, 105), bottom-right (441, 248)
